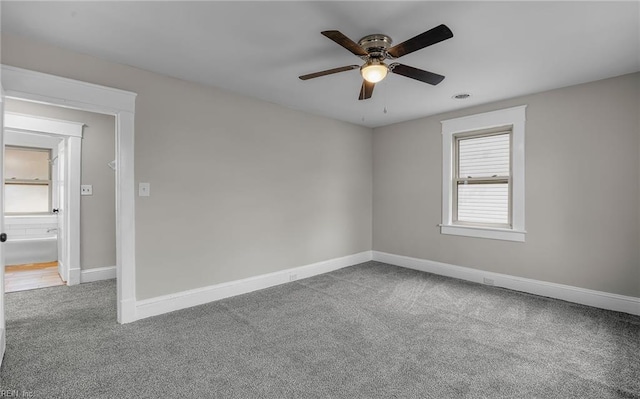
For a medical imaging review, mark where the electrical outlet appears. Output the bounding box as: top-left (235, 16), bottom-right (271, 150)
top-left (81, 185), bottom-right (93, 196)
top-left (483, 277), bottom-right (495, 286)
top-left (289, 273), bottom-right (298, 282)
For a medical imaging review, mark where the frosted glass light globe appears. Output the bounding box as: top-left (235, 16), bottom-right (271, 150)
top-left (361, 62), bottom-right (388, 83)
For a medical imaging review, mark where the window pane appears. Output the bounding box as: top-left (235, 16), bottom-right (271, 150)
top-left (457, 183), bottom-right (509, 225)
top-left (458, 134), bottom-right (510, 178)
top-left (5, 147), bottom-right (50, 180)
top-left (5, 184), bottom-right (50, 213)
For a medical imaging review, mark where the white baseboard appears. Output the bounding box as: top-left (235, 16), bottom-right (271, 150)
top-left (135, 251), bottom-right (373, 321)
top-left (373, 251), bottom-right (640, 316)
top-left (80, 266), bottom-right (117, 283)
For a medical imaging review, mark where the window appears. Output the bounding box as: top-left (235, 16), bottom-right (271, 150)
top-left (455, 130), bottom-right (511, 226)
top-left (441, 106), bottom-right (526, 242)
top-left (5, 146), bottom-right (52, 214)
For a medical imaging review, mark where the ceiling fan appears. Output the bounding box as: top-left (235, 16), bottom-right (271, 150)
top-left (299, 24), bottom-right (453, 100)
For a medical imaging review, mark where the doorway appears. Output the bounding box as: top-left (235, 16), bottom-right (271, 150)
top-left (4, 138), bottom-right (64, 292)
top-left (2, 102), bottom-right (116, 293)
top-left (3, 109), bottom-right (86, 291)
top-left (0, 64), bottom-right (138, 343)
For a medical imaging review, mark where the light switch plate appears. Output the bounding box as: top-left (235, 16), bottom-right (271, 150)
top-left (81, 185), bottom-right (93, 196)
top-left (139, 182), bottom-right (150, 197)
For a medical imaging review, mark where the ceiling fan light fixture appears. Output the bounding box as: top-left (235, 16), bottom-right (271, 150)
top-left (301, 25), bottom-right (453, 100)
top-left (361, 61), bottom-right (388, 83)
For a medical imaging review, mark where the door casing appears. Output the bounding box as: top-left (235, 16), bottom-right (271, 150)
top-left (1, 79), bottom-right (6, 365)
top-left (1, 65), bottom-right (138, 324)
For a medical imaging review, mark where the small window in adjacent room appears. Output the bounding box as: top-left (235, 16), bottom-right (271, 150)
top-left (4, 146), bottom-right (52, 214)
top-left (441, 106), bottom-right (526, 242)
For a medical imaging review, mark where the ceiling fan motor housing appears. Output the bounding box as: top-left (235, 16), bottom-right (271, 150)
top-left (358, 34), bottom-right (392, 59)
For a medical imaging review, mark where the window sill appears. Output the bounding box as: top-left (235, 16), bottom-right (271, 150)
top-left (439, 224), bottom-right (526, 242)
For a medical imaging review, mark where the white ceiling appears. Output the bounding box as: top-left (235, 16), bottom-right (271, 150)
top-left (2, 1), bottom-right (639, 128)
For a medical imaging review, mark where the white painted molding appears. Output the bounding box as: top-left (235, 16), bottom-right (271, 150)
top-left (5, 129), bottom-right (63, 150)
top-left (81, 266), bottom-right (117, 283)
top-left (68, 267), bottom-right (81, 286)
top-left (58, 260), bottom-right (67, 284)
top-left (5, 112), bottom-right (84, 138)
top-left (0, 328), bottom-right (5, 368)
top-left (441, 105), bottom-right (528, 131)
top-left (1, 78), bottom-right (6, 366)
top-left (441, 105), bottom-right (526, 242)
top-left (372, 251), bottom-right (640, 316)
top-left (115, 111), bottom-right (136, 324)
top-left (1, 65), bottom-right (136, 113)
top-left (135, 251), bottom-right (373, 321)
top-left (120, 299), bottom-right (137, 324)
top-left (440, 224), bottom-right (526, 242)
top-left (2, 64), bottom-right (138, 324)
top-left (66, 136), bottom-right (82, 286)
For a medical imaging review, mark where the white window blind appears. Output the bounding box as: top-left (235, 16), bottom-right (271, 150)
top-left (455, 132), bottom-right (510, 226)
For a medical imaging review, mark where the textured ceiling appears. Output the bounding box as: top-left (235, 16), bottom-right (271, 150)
top-left (2, 1), bottom-right (639, 127)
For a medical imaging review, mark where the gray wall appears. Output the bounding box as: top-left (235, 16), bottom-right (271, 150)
top-left (5, 99), bottom-right (117, 270)
top-left (3, 33), bottom-right (637, 300)
top-left (373, 73), bottom-right (640, 297)
top-left (1, 34), bottom-right (373, 300)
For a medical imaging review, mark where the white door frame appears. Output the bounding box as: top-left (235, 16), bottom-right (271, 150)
top-left (1, 65), bottom-right (138, 324)
top-left (4, 113), bottom-right (84, 284)
top-left (1, 81), bottom-right (6, 365)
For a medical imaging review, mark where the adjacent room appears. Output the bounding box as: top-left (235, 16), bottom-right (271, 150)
top-left (3, 99), bottom-right (117, 293)
top-left (0, 2), bottom-right (638, 398)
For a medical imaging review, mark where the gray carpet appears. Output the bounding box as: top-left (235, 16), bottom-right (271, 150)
top-left (1, 261), bottom-right (639, 398)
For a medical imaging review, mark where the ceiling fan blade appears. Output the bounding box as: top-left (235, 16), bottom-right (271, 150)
top-left (390, 63), bottom-right (445, 85)
top-left (387, 24), bottom-right (453, 58)
top-left (321, 30), bottom-right (368, 57)
top-left (299, 65), bottom-right (360, 80)
top-left (358, 80), bottom-right (375, 100)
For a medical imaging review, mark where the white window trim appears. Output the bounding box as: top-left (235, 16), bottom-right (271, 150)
top-left (441, 105), bottom-right (526, 242)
